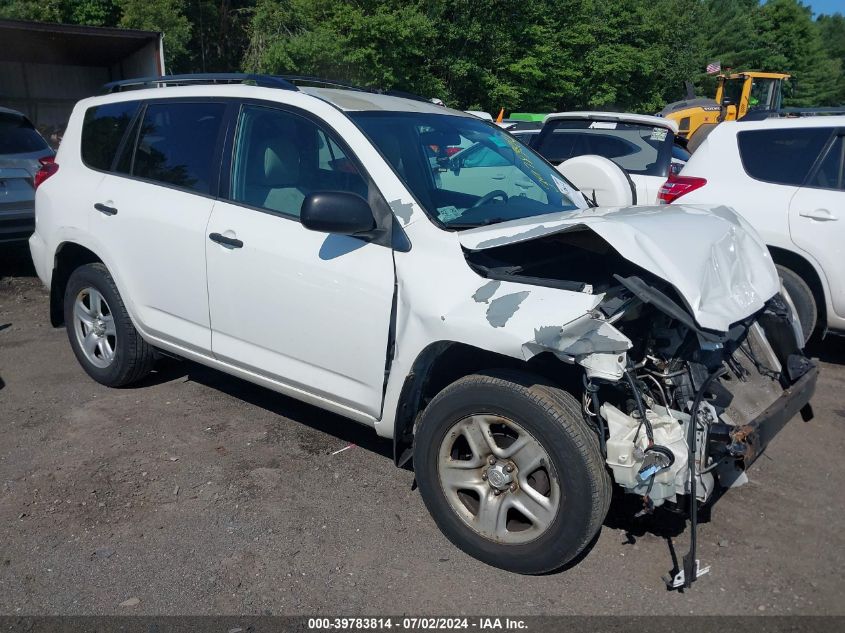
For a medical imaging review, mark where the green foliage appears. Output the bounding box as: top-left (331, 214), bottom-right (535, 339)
top-left (816, 12), bottom-right (845, 104)
top-left (117, 0), bottom-right (191, 71)
top-left (0, 0), bottom-right (70, 22)
top-left (245, 0), bottom-right (441, 95)
top-left (1, 0), bottom-right (844, 111)
top-left (698, 0), bottom-right (843, 107)
top-left (245, 0), bottom-right (703, 112)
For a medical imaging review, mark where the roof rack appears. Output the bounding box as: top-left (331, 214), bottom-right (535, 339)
top-left (102, 72), bottom-right (435, 105)
top-left (103, 73), bottom-right (299, 93)
top-left (278, 75), bottom-right (433, 103)
top-left (276, 75), bottom-right (369, 92)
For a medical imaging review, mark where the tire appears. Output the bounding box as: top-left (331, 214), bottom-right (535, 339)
top-left (687, 122), bottom-right (718, 153)
top-left (63, 263), bottom-right (155, 387)
top-left (413, 369), bottom-right (610, 574)
top-left (776, 264), bottom-right (817, 344)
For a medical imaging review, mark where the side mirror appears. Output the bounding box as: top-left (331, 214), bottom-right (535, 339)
top-left (300, 191), bottom-right (376, 235)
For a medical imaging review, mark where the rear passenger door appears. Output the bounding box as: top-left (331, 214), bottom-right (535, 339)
top-left (734, 127), bottom-right (831, 247)
top-left (91, 99), bottom-right (228, 354)
top-left (205, 103), bottom-right (395, 419)
top-left (789, 130), bottom-right (845, 318)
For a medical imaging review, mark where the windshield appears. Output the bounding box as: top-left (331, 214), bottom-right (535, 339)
top-left (0, 113), bottom-right (50, 155)
top-left (534, 119), bottom-right (675, 177)
top-left (350, 112), bottom-right (583, 229)
top-left (748, 78), bottom-right (780, 111)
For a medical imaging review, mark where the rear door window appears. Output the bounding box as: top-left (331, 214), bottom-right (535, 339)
top-left (131, 101), bottom-right (226, 195)
top-left (0, 112), bottom-right (50, 155)
top-left (737, 127), bottom-right (833, 186)
top-left (81, 102), bottom-right (139, 170)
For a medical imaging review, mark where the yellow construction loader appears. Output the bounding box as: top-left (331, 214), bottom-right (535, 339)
top-left (660, 72), bottom-right (790, 151)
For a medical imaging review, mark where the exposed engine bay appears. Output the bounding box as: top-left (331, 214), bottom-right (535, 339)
top-left (465, 226), bottom-right (818, 587)
top-left (586, 286), bottom-right (813, 509)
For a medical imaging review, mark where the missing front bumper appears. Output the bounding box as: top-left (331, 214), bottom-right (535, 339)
top-left (726, 363), bottom-right (818, 467)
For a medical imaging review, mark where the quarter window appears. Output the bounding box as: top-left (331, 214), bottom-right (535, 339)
top-left (132, 102), bottom-right (226, 195)
top-left (81, 102), bottom-right (138, 171)
top-left (808, 136), bottom-right (844, 191)
top-left (737, 128), bottom-right (832, 186)
top-left (229, 105), bottom-right (367, 218)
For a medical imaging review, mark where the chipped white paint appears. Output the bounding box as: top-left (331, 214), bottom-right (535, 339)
top-left (457, 204), bottom-right (779, 332)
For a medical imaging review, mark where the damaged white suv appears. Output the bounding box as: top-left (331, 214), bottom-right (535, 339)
top-left (30, 75), bottom-right (817, 582)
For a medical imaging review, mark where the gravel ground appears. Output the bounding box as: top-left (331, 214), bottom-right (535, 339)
top-left (1, 242), bottom-right (844, 616)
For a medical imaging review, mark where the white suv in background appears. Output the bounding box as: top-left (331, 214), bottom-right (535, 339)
top-left (660, 117), bottom-right (845, 341)
top-left (531, 112), bottom-right (687, 204)
top-left (29, 75), bottom-right (816, 583)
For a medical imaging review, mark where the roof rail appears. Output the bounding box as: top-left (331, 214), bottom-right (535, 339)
top-left (776, 106), bottom-right (845, 117)
top-left (103, 73), bottom-right (299, 93)
top-left (102, 72), bottom-right (435, 105)
top-left (275, 75), bottom-right (369, 92)
top-left (277, 75), bottom-right (433, 104)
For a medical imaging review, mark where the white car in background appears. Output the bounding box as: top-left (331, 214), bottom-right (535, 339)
top-left (660, 117), bottom-right (845, 342)
top-left (531, 112), bottom-right (687, 204)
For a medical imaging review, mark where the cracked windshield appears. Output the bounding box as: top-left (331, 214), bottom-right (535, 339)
top-left (351, 112), bottom-right (584, 228)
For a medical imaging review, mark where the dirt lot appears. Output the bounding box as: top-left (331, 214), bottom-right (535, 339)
top-left (1, 242), bottom-right (844, 616)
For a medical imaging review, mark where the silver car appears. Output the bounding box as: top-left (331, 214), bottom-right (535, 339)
top-left (0, 107), bottom-right (54, 243)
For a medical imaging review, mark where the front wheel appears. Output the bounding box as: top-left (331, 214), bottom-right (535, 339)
top-left (413, 370), bottom-right (610, 574)
top-left (776, 264), bottom-right (817, 344)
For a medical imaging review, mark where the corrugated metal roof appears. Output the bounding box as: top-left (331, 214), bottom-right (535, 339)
top-left (0, 19), bottom-right (160, 66)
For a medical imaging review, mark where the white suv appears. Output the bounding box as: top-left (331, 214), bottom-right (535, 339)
top-left (531, 112), bottom-right (687, 204)
top-left (30, 75), bottom-right (816, 581)
top-left (660, 117), bottom-right (845, 342)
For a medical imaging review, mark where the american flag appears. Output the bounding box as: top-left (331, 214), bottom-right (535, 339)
top-left (706, 61), bottom-right (721, 74)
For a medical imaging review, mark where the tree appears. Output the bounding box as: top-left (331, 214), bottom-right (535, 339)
top-left (757, 0), bottom-right (840, 106)
top-left (0, 0), bottom-right (75, 22)
top-left (816, 12), bottom-right (845, 104)
top-left (697, 0), bottom-right (842, 106)
top-left (2, 0), bottom-right (843, 110)
top-left (117, 0), bottom-right (192, 72)
top-left (182, 1), bottom-right (255, 73)
top-left (245, 0), bottom-right (441, 97)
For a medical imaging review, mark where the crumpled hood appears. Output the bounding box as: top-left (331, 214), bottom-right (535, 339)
top-left (458, 204), bottom-right (780, 332)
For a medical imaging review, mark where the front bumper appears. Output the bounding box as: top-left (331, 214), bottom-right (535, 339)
top-left (727, 363), bottom-right (818, 467)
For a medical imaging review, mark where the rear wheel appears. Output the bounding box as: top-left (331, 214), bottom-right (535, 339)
top-left (776, 264), bottom-right (817, 344)
top-left (413, 370), bottom-right (610, 574)
top-left (64, 263), bottom-right (155, 386)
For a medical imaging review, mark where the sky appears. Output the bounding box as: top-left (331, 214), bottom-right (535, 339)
top-left (807, 1), bottom-right (844, 16)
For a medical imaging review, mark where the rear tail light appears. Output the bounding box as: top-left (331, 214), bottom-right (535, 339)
top-left (445, 146), bottom-right (461, 157)
top-left (657, 172), bottom-right (707, 204)
top-left (34, 156), bottom-right (58, 189)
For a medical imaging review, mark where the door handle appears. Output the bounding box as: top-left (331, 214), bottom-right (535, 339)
top-left (799, 208), bottom-right (837, 221)
top-left (209, 232), bottom-right (244, 249)
top-left (94, 203), bottom-right (118, 216)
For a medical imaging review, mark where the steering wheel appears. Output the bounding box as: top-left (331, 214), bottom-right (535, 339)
top-left (471, 190), bottom-right (508, 209)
